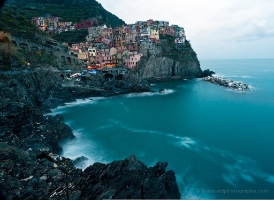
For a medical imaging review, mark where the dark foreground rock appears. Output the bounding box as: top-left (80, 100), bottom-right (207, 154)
top-left (0, 143), bottom-right (180, 199)
top-left (0, 69), bottom-right (180, 199)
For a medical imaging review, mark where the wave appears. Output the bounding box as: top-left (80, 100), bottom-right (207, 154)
top-left (213, 73), bottom-right (255, 79)
top-left (225, 75), bottom-right (239, 78)
top-left (241, 75), bottom-right (254, 79)
top-left (172, 135), bottom-right (274, 187)
top-left (212, 73), bottom-right (225, 77)
top-left (48, 97), bottom-right (106, 115)
top-left (110, 121), bottom-right (274, 189)
top-left (64, 97), bottom-right (106, 107)
top-left (125, 92), bottom-right (155, 98)
top-left (63, 118), bottom-right (274, 190)
top-left (61, 129), bottom-right (108, 169)
top-left (125, 89), bottom-right (175, 98)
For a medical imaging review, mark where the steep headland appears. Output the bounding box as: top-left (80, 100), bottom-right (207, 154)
top-left (134, 35), bottom-right (212, 81)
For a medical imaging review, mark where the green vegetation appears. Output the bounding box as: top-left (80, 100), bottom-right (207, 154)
top-left (51, 30), bottom-right (88, 45)
top-left (0, 6), bottom-right (46, 40)
top-left (3, 0), bottom-right (125, 43)
top-left (17, 48), bottom-right (59, 68)
top-left (5, 0), bottom-right (125, 27)
top-left (160, 34), bottom-right (197, 62)
top-left (0, 30), bottom-right (60, 70)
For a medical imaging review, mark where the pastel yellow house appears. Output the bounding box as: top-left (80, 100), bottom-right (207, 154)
top-left (77, 49), bottom-right (87, 61)
top-left (150, 26), bottom-right (159, 40)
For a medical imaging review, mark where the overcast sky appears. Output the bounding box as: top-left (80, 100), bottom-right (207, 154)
top-left (97, 0), bottom-right (274, 59)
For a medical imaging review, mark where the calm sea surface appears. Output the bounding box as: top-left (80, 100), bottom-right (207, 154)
top-left (52, 59), bottom-right (274, 199)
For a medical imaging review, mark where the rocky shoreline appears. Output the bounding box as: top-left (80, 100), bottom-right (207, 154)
top-left (203, 76), bottom-right (250, 91)
top-left (0, 68), bottom-right (180, 199)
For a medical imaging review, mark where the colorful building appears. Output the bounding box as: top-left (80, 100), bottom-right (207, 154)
top-left (124, 51), bottom-right (142, 68)
top-left (96, 48), bottom-right (112, 65)
top-left (74, 19), bottom-right (98, 30)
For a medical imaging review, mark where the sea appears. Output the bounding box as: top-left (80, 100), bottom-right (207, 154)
top-left (51, 59), bottom-right (274, 199)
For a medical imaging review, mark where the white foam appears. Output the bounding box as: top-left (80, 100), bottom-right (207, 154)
top-left (98, 124), bottom-right (114, 129)
top-left (164, 133), bottom-right (274, 187)
top-left (242, 75), bottom-right (254, 79)
top-left (125, 89), bottom-right (175, 98)
top-left (240, 173), bottom-right (255, 183)
top-left (48, 97), bottom-right (106, 116)
top-left (225, 75), bottom-right (239, 78)
top-left (64, 97), bottom-right (106, 107)
top-left (63, 118), bottom-right (274, 187)
top-left (61, 129), bottom-right (108, 169)
top-left (109, 119), bottom-right (164, 136)
top-left (213, 73), bottom-right (225, 77)
top-left (179, 137), bottom-right (197, 150)
top-left (180, 182), bottom-right (215, 199)
top-left (125, 92), bottom-right (156, 98)
top-left (158, 89), bottom-right (175, 95)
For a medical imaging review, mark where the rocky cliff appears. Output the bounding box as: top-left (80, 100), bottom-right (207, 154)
top-left (134, 36), bottom-right (205, 80)
top-left (139, 54), bottom-right (202, 79)
top-left (0, 69), bottom-right (180, 199)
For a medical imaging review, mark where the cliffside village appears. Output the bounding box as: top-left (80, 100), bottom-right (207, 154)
top-left (31, 17), bottom-right (186, 70)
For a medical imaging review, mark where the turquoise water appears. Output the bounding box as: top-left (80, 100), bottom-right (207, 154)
top-left (53, 59), bottom-right (274, 199)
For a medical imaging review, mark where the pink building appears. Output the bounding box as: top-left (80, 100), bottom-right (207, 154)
top-left (96, 48), bottom-right (112, 65)
top-left (124, 51), bottom-right (142, 69)
top-left (74, 19), bottom-right (98, 30)
top-left (71, 43), bottom-right (80, 51)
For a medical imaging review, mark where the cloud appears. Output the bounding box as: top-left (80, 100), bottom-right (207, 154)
top-left (97, 0), bottom-right (274, 58)
top-left (232, 20), bottom-right (274, 42)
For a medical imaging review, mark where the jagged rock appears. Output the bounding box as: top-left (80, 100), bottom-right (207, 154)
top-left (0, 143), bottom-right (180, 199)
top-left (81, 155), bottom-right (180, 199)
top-left (72, 156), bottom-right (88, 168)
top-left (201, 69), bottom-right (215, 77)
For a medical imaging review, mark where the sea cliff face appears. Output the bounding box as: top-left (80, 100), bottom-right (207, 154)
top-left (140, 55), bottom-right (202, 79)
top-left (134, 38), bottom-right (203, 80)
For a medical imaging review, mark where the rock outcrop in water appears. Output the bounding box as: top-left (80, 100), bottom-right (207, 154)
top-left (203, 76), bottom-right (250, 91)
top-left (0, 69), bottom-right (180, 199)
